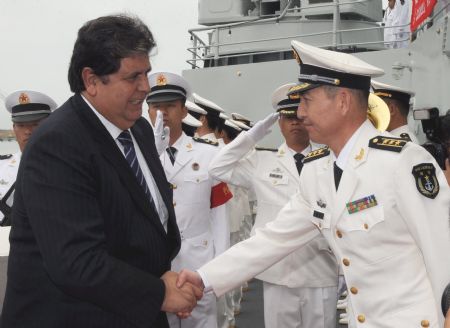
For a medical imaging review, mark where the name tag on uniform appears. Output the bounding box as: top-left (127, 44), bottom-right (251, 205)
top-left (346, 195), bottom-right (378, 214)
top-left (269, 173), bottom-right (283, 179)
top-left (313, 210), bottom-right (324, 219)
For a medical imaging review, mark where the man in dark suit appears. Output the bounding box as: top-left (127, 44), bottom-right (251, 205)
top-left (1, 14), bottom-right (201, 328)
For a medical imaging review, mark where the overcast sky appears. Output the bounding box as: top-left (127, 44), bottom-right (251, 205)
top-left (0, 0), bottom-right (200, 129)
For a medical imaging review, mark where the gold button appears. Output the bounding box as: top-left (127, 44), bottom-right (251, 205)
top-left (363, 223), bottom-right (369, 229)
top-left (357, 314), bottom-right (365, 323)
top-left (421, 320), bottom-right (430, 327)
top-left (173, 202), bottom-right (176, 207)
top-left (172, 184), bottom-right (177, 189)
top-left (350, 287), bottom-right (358, 294)
top-left (336, 230), bottom-right (343, 238)
top-left (342, 258), bottom-right (350, 266)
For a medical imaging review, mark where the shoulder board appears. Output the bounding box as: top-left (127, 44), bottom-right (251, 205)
top-left (303, 147), bottom-right (330, 163)
top-left (192, 137), bottom-right (218, 146)
top-left (368, 136), bottom-right (407, 153)
top-left (255, 146), bottom-right (277, 152)
top-left (399, 133), bottom-right (412, 142)
top-left (0, 154), bottom-right (13, 160)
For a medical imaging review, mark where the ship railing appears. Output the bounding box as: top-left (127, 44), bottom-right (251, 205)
top-left (187, 0), bottom-right (414, 68)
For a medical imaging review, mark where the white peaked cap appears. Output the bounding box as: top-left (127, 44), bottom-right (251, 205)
top-left (182, 113), bottom-right (202, 127)
top-left (192, 93), bottom-right (225, 114)
top-left (5, 90), bottom-right (57, 122)
top-left (371, 80), bottom-right (415, 97)
top-left (147, 71), bottom-right (191, 103)
top-left (289, 40), bottom-right (384, 94)
top-left (186, 100), bottom-right (207, 115)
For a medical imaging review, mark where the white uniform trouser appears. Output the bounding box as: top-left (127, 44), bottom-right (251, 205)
top-left (168, 292), bottom-right (217, 328)
top-left (263, 282), bottom-right (337, 328)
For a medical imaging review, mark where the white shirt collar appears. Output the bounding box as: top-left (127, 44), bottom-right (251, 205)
top-left (81, 95), bottom-right (124, 139)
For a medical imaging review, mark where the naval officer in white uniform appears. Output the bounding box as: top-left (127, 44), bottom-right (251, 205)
top-left (208, 83), bottom-right (338, 328)
top-left (178, 40), bottom-right (450, 328)
top-left (371, 80), bottom-right (419, 143)
top-left (0, 89), bottom-right (56, 310)
top-left (147, 72), bottom-right (232, 328)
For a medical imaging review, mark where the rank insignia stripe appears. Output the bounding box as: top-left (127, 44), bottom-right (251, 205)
top-left (368, 136), bottom-right (407, 152)
top-left (412, 163), bottom-right (440, 199)
top-left (303, 147), bottom-right (330, 163)
top-left (346, 195), bottom-right (378, 214)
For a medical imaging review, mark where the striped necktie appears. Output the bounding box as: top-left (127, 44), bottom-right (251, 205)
top-left (166, 147), bottom-right (177, 165)
top-left (117, 130), bottom-right (156, 209)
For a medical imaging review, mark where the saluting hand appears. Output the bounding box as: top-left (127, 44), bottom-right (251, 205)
top-left (246, 112), bottom-right (279, 143)
top-left (444, 158), bottom-right (450, 187)
top-left (153, 110), bottom-right (170, 156)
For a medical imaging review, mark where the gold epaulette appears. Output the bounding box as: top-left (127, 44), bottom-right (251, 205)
top-left (255, 146), bottom-right (278, 152)
top-left (303, 147), bottom-right (330, 163)
top-left (368, 136), bottom-right (407, 153)
top-left (0, 154), bottom-right (13, 160)
top-left (192, 137), bottom-right (219, 146)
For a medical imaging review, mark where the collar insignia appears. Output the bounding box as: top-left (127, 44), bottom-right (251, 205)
top-left (354, 148), bottom-right (365, 161)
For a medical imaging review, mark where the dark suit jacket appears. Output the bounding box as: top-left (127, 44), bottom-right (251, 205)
top-left (1, 94), bottom-right (181, 328)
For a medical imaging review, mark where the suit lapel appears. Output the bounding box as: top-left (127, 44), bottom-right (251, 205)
top-left (276, 143), bottom-right (300, 183)
top-left (72, 95), bottom-right (166, 235)
top-left (333, 121), bottom-right (376, 221)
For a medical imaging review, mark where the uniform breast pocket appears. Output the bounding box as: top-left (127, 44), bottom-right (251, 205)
top-left (184, 173), bottom-right (209, 184)
top-left (340, 205), bottom-right (385, 232)
top-left (310, 207), bottom-right (331, 231)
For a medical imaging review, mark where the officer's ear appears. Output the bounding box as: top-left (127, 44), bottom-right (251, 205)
top-left (82, 67), bottom-right (100, 96)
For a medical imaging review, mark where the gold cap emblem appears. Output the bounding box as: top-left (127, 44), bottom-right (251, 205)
top-left (156, 74), bottom-right (167, 86)
top-left (18, 92), bottom-right (30, 104)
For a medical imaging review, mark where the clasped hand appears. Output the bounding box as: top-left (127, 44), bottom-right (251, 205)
top-left (161, 271), bottom-right (203, 318)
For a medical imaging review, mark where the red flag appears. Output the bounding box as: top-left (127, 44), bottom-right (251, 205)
top-left (411, 0), bottom-right (437, 31)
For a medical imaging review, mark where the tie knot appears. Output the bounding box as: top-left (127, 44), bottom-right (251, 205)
top-left (117, 130), bottom-right (132, 146)
top-left (294, 153), bottom-right (305, 163)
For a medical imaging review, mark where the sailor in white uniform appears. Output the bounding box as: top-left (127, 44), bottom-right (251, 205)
top-left (0, 89), bottom-right (56, 310)
top-left (383, 0), bottom-right (410, 49)
top-left (208, 83), bottom-right (339, 328)
top-left (147, 72), bottom-right (232, 328)
top-left (178, 40), bottom-right (450, 328)
top-left (371, 80), bottom-right (419, 143)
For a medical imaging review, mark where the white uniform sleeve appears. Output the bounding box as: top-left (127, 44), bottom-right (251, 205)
top-left (199, 189), bottom-right (320, 297)
top-left (208, 132), bottom-right (258, 190)
top-left (395, 144), bottom-right (450, 320)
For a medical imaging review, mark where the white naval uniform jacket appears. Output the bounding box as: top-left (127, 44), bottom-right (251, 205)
top-left (161, 133), bottom-right (229, 271)
top-left (0, 152), bottom-right (20, 256)
top-left (208, 132), bottom-right (338, 287)
top-left (201, 121), bottom-right (450, 327)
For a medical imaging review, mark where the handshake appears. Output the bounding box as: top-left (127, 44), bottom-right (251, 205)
top-left (160, 270), bottom-right (205, 318)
